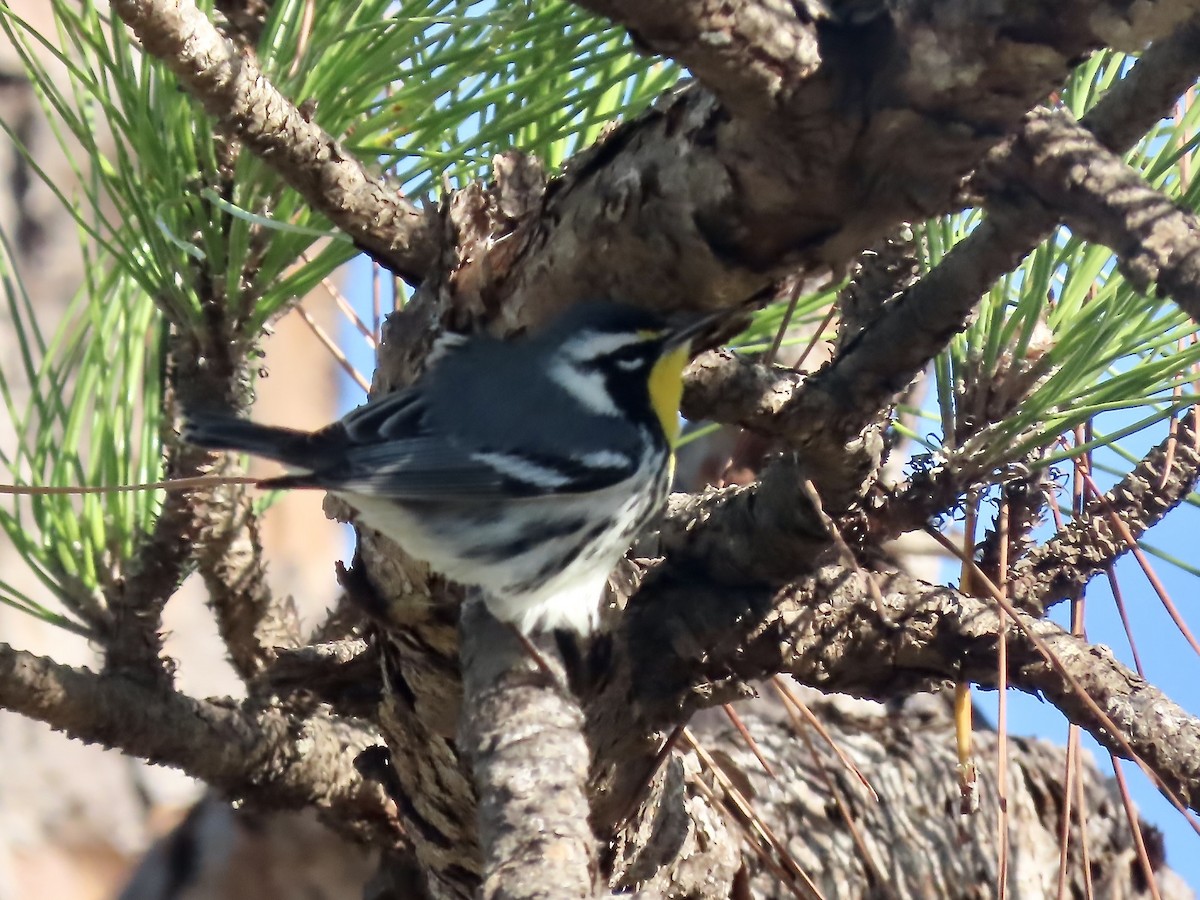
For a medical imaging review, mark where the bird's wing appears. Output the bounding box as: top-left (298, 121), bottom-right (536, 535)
top-left (331, 439), bottom-right (627, 498)
top-left (270, 389), bottom-right (641, 500)
top-left (338, 387), bottom-right (426, 443)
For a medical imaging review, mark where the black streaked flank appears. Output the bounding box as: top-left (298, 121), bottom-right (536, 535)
top-left (464, 517), bottom-right (589, 562)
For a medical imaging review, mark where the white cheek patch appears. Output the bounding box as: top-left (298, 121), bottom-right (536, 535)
top-left (561, 332), bottom-right (644, 361)
top-left (550, 360), bottom-right (621, 416)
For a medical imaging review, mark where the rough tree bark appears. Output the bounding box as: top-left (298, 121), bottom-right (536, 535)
top-left (5, 1), bottom-right (1200, 898)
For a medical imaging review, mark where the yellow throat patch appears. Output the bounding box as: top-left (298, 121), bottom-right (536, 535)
top-left (647, 342), bottom-right (689, 448)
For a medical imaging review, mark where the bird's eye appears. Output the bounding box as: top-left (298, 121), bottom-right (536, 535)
top-left (612, 349), bottom-right (647, 371)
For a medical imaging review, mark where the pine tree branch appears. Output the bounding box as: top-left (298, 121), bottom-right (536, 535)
top-left (672, 18), bottom-right (1200, 577)
top-left (194, 476), bottom-right (302, 679)
top-left (0, 639), bottom-right (403, 846)
top-left (104, 347), bottom-right (259, 686)
top-left (574, 0), bottom-right (1200, 104)
top-left (1008, 413), bottom-right (1200, 614)
top-left (681, 17), bottom-right (1200, 447)
top-left (375, 618), bottom-right (482, 900)
top-left (266, 638), bottom-right (380, 719)
top-left (459, 601), bottom-right (598, 900)
top-left (992, 106), bottom-right (1200, 321)
top-left (101, 442), bottom-right (205, 689)
top-left (607, 565), bottom-right (1200, 819)
top-left (486, 4), bottom-right (1198, 348)
top-left (109, 0), bottom-right (437, 282)
top-left (568, 0), bottom-right (822, 115)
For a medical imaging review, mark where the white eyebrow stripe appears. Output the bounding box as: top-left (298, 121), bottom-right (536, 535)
top-left (550, 360), bottom-right (621, 416)
top-left (560, 331), bottom-right (646, 360)
top-left (472, 452), bottom-right (572, 488)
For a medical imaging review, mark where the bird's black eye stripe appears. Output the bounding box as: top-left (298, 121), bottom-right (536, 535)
top-left (607, 343), bottom-right (651, 371)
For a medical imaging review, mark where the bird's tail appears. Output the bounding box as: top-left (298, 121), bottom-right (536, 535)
top-left (182, 415), bottom-right (320, 473)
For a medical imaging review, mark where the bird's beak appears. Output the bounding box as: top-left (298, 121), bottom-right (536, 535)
top-left (664, 308), bottom-right (738, 349)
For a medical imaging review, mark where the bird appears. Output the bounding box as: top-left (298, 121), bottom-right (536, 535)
top-left (182, 301), bottom-right (714, 634)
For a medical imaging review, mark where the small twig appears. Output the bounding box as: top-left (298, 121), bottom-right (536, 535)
top-left (787, 702), bottom-right (897, 900)
top-left (952, 681), bottom-right (975, 819)
top-left (771, 678), bottom-right (878, 802)
top-left (764, 289), bottom-right (799, 366)
top-left (294, 302), bottom-right (372, 392)
top-left (1159, 342), bottom-right (1184, 490)
top-left (1076, 748), bottom-right (1096, 900)
top-left (789, 305), bottom-right (837, 373)
top-left (620, 724), bottom-right (686, 827)
top-left (926, 527), bottom-right (1200, 835)
top-left (956, 493), bottom-right (979, 819)
top-left (798, 479), bottom-right (893, 627)
top-left (687, 769), bottom-right (805, 896)
top-left (0, 474), bottom-right (258, 495)
top-left (1103, 565), bottom-right (1145, 677)
top-left (995, 499), bottom-right (1010, 900)
top-left (682, 728), bottom-right (824, 900)
top-left (1111, 757), bottom-right (1164, 900)
top-left (285, 0), bottom-right (316, 79)
top-left (1054, 722), bottom-right (1080, 900)
top-left (1056, 579), bottom-right (1090, 900)
top-left (721, 703), bottom-right (776, 778)
top-left (324, 275), bottom-right (380, 348)
top-left (1076, 466), bottom-right (1200, 657)
top-left (299, 249), bottom-right (380, 349)
top-left (372, 261), bottom-right (384, 340)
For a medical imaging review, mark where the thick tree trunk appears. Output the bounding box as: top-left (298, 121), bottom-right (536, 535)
top-left (694, 692), bottom-right (1190, 899)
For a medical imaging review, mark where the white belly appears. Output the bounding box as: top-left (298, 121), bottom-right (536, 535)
top-left (337, 471), bottom-right (660, 634)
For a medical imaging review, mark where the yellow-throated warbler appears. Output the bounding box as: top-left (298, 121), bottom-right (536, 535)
top-left (183, 301), bottom-right (711, 634)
